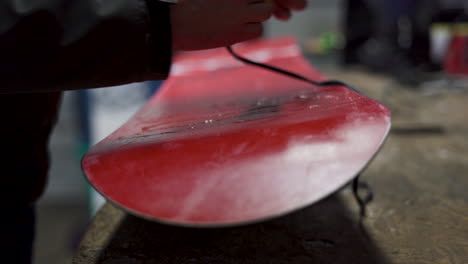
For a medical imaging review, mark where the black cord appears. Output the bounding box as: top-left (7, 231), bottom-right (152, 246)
top-left (352, 174), bottom-right (373, 218)
top-left (226, 45), bottom-right (372, 219)
top-left (226, 46), bottom-right (361, 94)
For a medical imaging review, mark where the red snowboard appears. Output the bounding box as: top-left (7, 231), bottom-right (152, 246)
top-left (82, 37), bottom-right (391, 227)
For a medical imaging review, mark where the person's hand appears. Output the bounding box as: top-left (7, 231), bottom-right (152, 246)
top-left (272, 0), bottom-right (307, 21)
top-left (170, 0), bottom-right (273, 51)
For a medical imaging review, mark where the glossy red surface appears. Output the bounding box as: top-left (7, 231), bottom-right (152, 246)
top-left (444, 35), bottom-right (468, 75)
top-left (82, 37), bottom-right (391, 226)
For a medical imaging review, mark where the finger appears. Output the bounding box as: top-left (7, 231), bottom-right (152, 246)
top-left (240, 23), bottom-right (264, 41)
top-left (219, 23), bottom-right (264, 47)
top-left (245, 2), bottom-right (273, 23)
top-left (276, 0), bottom-right (307, 11)
top-left (272, 2), bottom-right (291, 21)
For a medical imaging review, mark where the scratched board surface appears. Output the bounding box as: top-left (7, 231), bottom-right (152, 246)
top-left (82, 37), bottom-right (391, 227)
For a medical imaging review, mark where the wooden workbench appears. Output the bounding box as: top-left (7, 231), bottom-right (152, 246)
top-left (73, 71), bottom-right (468, 264)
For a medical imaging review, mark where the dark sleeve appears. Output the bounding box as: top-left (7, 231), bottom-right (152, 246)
top-left (0, 0), bottom-right (172, 93)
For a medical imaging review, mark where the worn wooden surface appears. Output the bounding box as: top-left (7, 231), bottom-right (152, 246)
top-left (74, 71), bottom-right (468, 264)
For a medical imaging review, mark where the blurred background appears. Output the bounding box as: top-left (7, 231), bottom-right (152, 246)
top-left (36, 0), bottom-right (468, 263)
